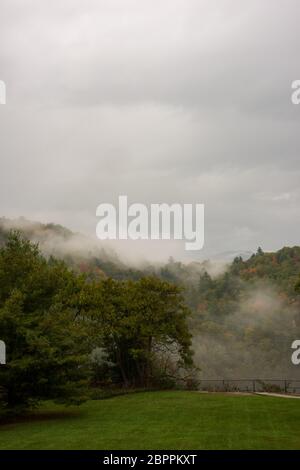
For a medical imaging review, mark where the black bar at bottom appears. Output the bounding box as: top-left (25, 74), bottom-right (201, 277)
top-left (0, 450), bottom-right (299, 465)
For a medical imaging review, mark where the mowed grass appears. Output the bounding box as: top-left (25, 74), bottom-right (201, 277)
top-left (1, 391), bottom-right (300, 450)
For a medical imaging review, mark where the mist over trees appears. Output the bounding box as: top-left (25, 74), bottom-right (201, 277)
top-left (0, 231), bottom-right (195, 416)
top-left (189, 249), bottom-right (300, 379)
top-left (1, 219), bottom-right (300, 416)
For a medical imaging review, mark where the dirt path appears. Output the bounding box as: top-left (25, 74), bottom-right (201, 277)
top-left (256, 392), bottom-right (300, 399)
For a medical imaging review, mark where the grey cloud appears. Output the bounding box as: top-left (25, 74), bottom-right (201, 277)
top-left (0, 0), bottom-right (300, 261)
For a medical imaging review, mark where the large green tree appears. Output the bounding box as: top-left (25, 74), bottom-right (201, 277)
top-left (84, 276), bottom-right (195, 388)
top-left (0, 232), bottom-right (89, 414)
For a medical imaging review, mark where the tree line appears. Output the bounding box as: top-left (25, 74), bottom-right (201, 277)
top-left (0, 232), bottom-right (195, 416)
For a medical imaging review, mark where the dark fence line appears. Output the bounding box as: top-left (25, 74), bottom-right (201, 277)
top-left (198, 379), bottom-right (300, 394)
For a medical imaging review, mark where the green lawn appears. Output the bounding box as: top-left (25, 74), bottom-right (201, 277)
top-left (0, 391), bottom-right (300, 450)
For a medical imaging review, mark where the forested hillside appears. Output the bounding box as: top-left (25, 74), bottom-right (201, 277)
top-left (0, 231), bottom-right (195, 417)
top-left (1, 217), bottom-right (300, 384)
top-left (189, 248), bottom-right (300, 379)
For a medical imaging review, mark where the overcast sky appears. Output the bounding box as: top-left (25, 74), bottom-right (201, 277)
top-left (0, 0), bottom-right (300, 262)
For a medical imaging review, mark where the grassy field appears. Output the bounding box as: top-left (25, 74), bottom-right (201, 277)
top-left (1, 391), bottom-right (300, 450)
